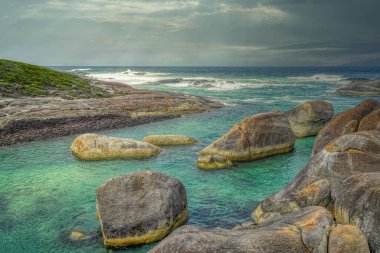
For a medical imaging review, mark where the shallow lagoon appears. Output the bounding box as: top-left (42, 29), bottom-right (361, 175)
top-left (1, 67), bottom-right (379, 252)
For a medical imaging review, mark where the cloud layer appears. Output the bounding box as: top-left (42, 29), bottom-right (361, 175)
top-left (1, 0), bottom-right (379, 66)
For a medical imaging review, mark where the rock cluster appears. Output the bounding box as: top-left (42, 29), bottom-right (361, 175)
top-left (196, 154), bottom-right (233, 170)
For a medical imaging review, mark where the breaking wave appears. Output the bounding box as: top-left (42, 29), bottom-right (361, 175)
top-left (288, 74), bottom-right (347, 83)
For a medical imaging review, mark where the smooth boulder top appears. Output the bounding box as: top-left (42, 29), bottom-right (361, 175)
top-left (71, 133), bottom-right (161, 160)
top-left (312, 99), bottom-right (379, 155)
top-left (196, 154), bottom-right (233, 170)
top-left (96, 171), bottom-right (188, 247)
top-left (149, 206), bottom-right (333, 253)
top-left (199, 111), bottom-right (295, 161)
top-left (285, 100), bottom-right (334, 137)
top-left (143, 135), bottom-right (198, 146)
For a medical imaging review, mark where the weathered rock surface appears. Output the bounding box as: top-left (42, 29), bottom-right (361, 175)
top-left (96, 171), bottom-right (188, 247)
top-left (328, 225), bottom-right (370, 253)
top-left (285, 100), bottom-right (334, 137)
top-left (149, 206), bottom-right (333, 253)
top-left (0, 80), bottom-right (223, 146)
top-left (252, 131), bottom-right (380, 251)
top-left (312, 99), bottom-right (379, 155)
top-left (196, 154), bottom-right (233, 170)
top-left (71, 134), bottom-right (161, 160)
top-left (337, 79), bottom-right (380, 96)
top-left (358, 107), bottom-right (380, 131)
top-left (143, 135), bottom-right (198, 146)
top-left (199, 111), bottom-right (295, 161)
top-left (334, 173), bottom-right (380, 252)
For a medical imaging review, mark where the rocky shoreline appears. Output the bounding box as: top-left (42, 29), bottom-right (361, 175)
top-left (0, 80), bottom-right (223, 146)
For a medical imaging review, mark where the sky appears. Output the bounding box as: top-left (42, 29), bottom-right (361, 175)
top-left (0, 0), bottom-right (380, 66)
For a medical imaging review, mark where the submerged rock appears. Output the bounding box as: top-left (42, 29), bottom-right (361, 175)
top-left (285, 100), bottom-right (334, 137)
top-left (328, 225), bottom-right (370, 253)
top-left (358, 108), bottom-right (380, 131)
top-left (143, 135), bottom-right (198, 146)
top-left (96, 171), bottom-right (188, 248)
top-left (337, 79), bottom-right (380, 96)
top-left (199, 111), bottom-right (295, 161)
top-left (196, 154), bottom-right (233, 170)
top-left (252, 131), bottom-right (380, 251)
top-left (312, 99), bottom-right (379, 155)
top-left (71, 133), bottom-right (161, 160)
top-left (149, 206), bottom-right (333, 253)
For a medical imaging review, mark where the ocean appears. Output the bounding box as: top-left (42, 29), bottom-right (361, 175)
top-left (1, 66), bottom-right (379, 252)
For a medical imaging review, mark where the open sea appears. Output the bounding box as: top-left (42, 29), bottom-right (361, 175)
top-left (1, 66), bottom-right (380, 252)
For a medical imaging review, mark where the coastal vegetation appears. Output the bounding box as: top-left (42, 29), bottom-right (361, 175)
top-left (0, 59), bottom-right (112, 98)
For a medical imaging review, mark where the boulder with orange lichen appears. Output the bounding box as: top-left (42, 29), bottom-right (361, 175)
top-left (328, 225), bottom-right (370, 253)
top-left (251, 131), bottom-right (380, 251)
top-left (312, 99), bottom-right (379, 155)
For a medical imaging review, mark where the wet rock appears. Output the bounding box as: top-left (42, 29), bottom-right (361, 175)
top-left (143, 135), bottom-right (198, 146)
top-left (334, 173), bottom-right (380, 252)
top-left (328, 225), bottom-right (370, 253)
top-left (253, 131), bottom-right (380, 224)
top-left (312, 99), bottom-right (379, 155)
top-left (199, 111), bottom-right (295, 161)
top-left (196, 154), bottom-right (233, 170)
top-left (71, 133), bottom-right (161, 160)
top-left (149, 206), bottom-right (333, 253)
top-left (337, 79), bottom-right (380, 96)
top-left (358, 108), bottom-right (380, 131)
top-left (96, 171), bottom-right (188, 247)
top-left (285, 100), bottom-right (334, 137)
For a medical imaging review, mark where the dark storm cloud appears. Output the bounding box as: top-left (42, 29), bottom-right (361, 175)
top-left (0, 0), bottom-right (379, 66)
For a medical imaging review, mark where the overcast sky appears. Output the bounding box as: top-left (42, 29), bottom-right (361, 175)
top-left (1, 0), bottom-right (380, 66)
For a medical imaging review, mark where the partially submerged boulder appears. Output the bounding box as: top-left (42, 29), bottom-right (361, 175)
top-left (71, 133), bottom-right (161, 160)
top-left (358, 108), bottom-right (380, 131)
top-left (196, 154), bottom-right (233, 170)
top-left (199, 111), bottom-right (295, 161)
top-left (337, 79), bottom-right (380, 96)
top-left (328, 225), bottom-right (370, 253)
top-left (143, 135), bottom-right (198, 146)
top-left (96, 171), bottom-right (188, 247)
top-left (285, 100), bottom-right (334, 137)
top-left (149, 206), bottom-right (333, 253)
top-left (312, 99), bottom-right (379, 155)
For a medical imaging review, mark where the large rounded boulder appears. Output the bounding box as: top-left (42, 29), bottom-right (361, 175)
top-left (199, 111), bottom-right (295, 161)
top-left (143, 135), bottom-right (198, 146)
top-left (285, 100), bottom-right (334, 137)
top-left (312, 99), bottom-right (379, 155)
top-left (96, 171), bottom-right (188, 247)
top-left (71, 133), bottom-right (161, 160)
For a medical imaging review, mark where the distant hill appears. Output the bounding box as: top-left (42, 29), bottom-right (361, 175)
top-left (0, 59), bottom-right (113, 98)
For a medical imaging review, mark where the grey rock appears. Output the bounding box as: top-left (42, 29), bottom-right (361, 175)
top-left (96, 171), bottom-right (188, 247)
top-left (285, 100), bottom-right (334, 137)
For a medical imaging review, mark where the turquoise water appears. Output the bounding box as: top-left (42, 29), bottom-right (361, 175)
top-left (1, 67), bottom-right (379, 252)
